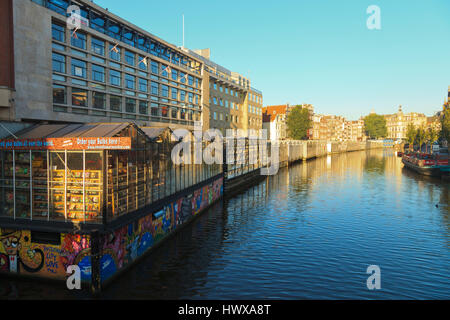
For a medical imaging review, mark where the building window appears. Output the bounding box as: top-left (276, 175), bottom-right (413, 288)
top-left (109, 44), bottom-right (121, 61)
top-left (125, 50), bottom-right (135, 66)
top-left (53, 84), bottom-right (66, 104)
top-left (171, 88), bottom-right (178, 100)
top-left (188, 75), bottom-right (194, 86)
top-left (161, 85), bottom-right (169, 98)
top-left (151, 82), bottom-right (159, 95)
top-left (92, 38), bottom-right (105, 56)
top-left (52, 22), bottom-right (65, 42)
top-left (138, 78), bottom-right (148, 92)
top-left (151, 61), bottom-right (158, 74)
top-left (125, 98), bottom-right (136, 113)
top-left (180, 72), bottom-right (186, 84)
top-left (71, 58), bottom-right (86, 78)
top-left (180, 90), bottom-right (186, 102)
top-left (48, 0), bottom-right (69, 15)
top-left (52, 52), bottom-right (65, 73)
top-left (92, 64), bottom-right (105, 83)
top-left (92, 92), bottom-right (106, 109)
top-left (161, 105), bottom-right (168, 117)
top-left (188, 92), bottom-right (193, 103)
top-left (139, 101), bottom-right (148, 115)
top-left (195, 95), bottom-right (199, 105)
top-left (138, 56), bottom-right (147, 70)
top-left (72, 88), bottom-right (88, 107)
top-left (91, 12), bottom-right (105, 33)
top-left (125, 74), bottom-right (135, 90)
top-left (213, 112), bottom-right (217, 120)
top-left (110, 95), bottom-right (122, 111)
top-left (151, 103), bottom-right (159, 116)
top-left (171, 69), bottom-right (178, 81)
top-left (213, 83), bottom-right (217, 90)
top-left (213, 97), bottom-right (217, 105)
top-left (71, 32), bottom-right (86, 50)
top-left (171, 107), bottom-right (178, 119)
top-left (110, 70), bottom-right (121, 86)
top-left (108, 23), bottom-right (121, 41)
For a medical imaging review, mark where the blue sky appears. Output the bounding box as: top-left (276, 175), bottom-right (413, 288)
top-left (95, 0), bottom-right (450, 120)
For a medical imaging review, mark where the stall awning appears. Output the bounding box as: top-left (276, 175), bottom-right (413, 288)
top-left (0, 123), bottom-right (133, 150)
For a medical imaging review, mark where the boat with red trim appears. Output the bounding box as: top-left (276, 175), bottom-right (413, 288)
top-left (401, 152), bottom-right (450, 177)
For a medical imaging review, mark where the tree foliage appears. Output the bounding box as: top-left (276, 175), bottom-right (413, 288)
top-left (441, 106), bottom-right (450, 144)
top-left (286, 106), bottom-right (312, 140)
top-left (363, 113), bottom-right (387, 139)
top-left (405, 123), bottom-right (416, 149)
top-left (415, 126), bottom-right (427, 151)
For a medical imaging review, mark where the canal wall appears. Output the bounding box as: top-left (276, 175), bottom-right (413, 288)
top-left (279, 140), bottom-right (385, 165)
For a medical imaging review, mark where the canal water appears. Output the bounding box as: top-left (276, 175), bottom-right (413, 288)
top-left (1, 149), bottom-right (449, 299)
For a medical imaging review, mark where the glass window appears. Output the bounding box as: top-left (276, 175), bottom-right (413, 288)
top-left (151, 61), bottom-right (158, 74)
top-left (171, 107), bottom-right (178, 119)
top-left (110, 95), bottom-right (122, 111)
top-left (139, 101), bottom-right (148, 115)
top-left (171, 88), bottom-right (178, 100)
top-left (108, 23), bottom-right (121, 40)
top-left (138, 78), bottom-right (147, 92)
top-left (92, 92), bottom-right (106, 109)
top-left (125, 74), bottom-right (135, 90)
top-left (151, 82), bottom-right (159, 96)
top-left (71, 32), bottom-right (86, 50)
top-left (110, 44), bottom-right (121, 61)
top-left (171, 69), bottom-right (178, 81)
top-left (126, 98), bottom-right (136, 113)
top-left (92, 64), bottom-right (105, 82)
top-left (71, 58), bottom-right (86, 78)
top-left (213, 97), bottom-right (217, 105)
top-left (110, 69), bottom-right (121, 86)
top-left (213, 83), bottom-right (217, 90)
top-left (47, 0), bottom-right (69, 15)
top-left (52, 52), bottom-right (65, 73)
top-left (91, 12), bottom-right (105, 33)
top-left (161, 105), bottom-right (168, 117)
top-left (72, 88), bottom-right (87, 107)
top-left (180, 90), bottom-right (186, 102)
top-left (180, 72), bottom-right (186, 84)
top-left (161, 85), bottom-right (169, 98)
top-left (188, 75), bottom-right (194, 86)
top-left (125, 50), bottom-right (135, 66)
top-left (92, 38), bottom-right (105, 56)
top-left (188, 92), bottom-right (193, 103)
top-left (53, 84), bottom-right (66, 104)
top-left (123, 29), bottom-right (135, 47)
top-left (52, 22), bottom-right (65, 42)
top-left (138, 56), bottom-right (147, 70)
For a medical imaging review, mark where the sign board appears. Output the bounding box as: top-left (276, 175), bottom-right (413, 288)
top-left (0, 137), bottom-right (131, 150)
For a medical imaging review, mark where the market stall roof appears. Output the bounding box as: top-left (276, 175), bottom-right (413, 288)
top-left (10, 123), bottom-right (131, 139)
top-left (0, 123), bottom-right (142, 151)
top-left (140, 127), bottom-right (171, 140)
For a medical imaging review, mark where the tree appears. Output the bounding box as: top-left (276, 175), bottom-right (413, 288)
top-left (441, 106), bottom-right (450, 144)
top-left (363, 113), bottom-right (387, 139)
top-left (415, 126), bottom-right (426, 152)
top-left (286, 106), bottom-right (312, 140)
top-left (426, 127), bottom-right (439, 153)
top-left (405, 123), bottom-right (416, 151)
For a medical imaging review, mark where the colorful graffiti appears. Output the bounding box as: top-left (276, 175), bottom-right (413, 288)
top-left (98, 177), bottom-right (223, 283)
top-left (0, 229), bottom-right (91, 281)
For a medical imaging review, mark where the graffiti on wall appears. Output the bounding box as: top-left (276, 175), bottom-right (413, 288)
top-left (99, 177), bottom-right (224, 283)
top-left (0, 229), bottom-right (91, 281)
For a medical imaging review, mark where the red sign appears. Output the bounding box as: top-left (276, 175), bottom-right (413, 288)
top-left (0, 137), bottom-right (132, 150)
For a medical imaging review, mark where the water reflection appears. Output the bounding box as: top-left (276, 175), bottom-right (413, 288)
top-left (2, 150), bottom-right (449, 299)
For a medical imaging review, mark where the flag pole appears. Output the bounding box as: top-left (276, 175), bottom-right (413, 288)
top-left (182, 14), bottom-right (185, 48)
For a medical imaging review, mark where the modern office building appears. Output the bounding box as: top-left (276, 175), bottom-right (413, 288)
top-left (188, 48), bottom-right (263, 135)
top-left (0, 0), bottom-right (262, 133)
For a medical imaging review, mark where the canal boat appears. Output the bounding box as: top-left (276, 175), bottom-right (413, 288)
top-left (402, 152), bottom-right (450, 177)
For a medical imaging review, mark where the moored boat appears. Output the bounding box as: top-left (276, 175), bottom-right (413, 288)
top-left (402, 152), bottom-right (450, 177)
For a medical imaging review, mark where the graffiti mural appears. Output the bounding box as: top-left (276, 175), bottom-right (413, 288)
top-left (98, 177), bottom-right (223, 284)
